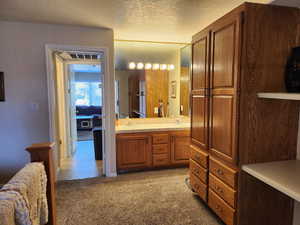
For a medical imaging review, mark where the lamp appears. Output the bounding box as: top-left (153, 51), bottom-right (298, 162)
top-left (153, 63), bottom-right (160, 70)
top-left (168, 64), bottom-right (175, 70)
top-left (137, 62), bottom-right (144, 70)
top-left (160, 64), bottom-right (167, 70)
top-left (145, 63), bottom-right (152, 70)
top-left (128, 62), bottom-right (136, 70)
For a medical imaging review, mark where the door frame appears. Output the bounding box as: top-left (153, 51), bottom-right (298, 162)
top-left (45, 44), bottom-right (117, 177)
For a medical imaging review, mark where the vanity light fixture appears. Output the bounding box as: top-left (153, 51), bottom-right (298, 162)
top-left (145, 63), bottom-right (152, 70)
top-left (153, 63), bottom-right (160, 70)
top-left (160, 64), bottom-right (167, 70)
top-left (137, 62), bottom-right (144, 70)
top-left (168, 64), bottom-right (175, 70)
top-left (128, 62), bottom-right (136, 70)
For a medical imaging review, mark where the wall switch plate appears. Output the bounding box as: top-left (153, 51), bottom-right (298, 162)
top-left (154, 107), bottom-right (158, 114)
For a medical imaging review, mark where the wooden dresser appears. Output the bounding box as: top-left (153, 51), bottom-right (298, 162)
top-left (189, 3), bottom-right (300, 225)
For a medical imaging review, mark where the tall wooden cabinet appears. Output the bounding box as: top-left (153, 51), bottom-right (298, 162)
top-left (190, 3), bottom-right (300, 225)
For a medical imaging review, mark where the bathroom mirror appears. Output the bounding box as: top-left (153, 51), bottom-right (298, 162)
top-left (115, 40), bottom-right (191, 118)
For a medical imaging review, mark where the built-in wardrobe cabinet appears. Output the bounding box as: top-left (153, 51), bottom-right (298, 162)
top-left (190, 3), bottom-right (300, 225)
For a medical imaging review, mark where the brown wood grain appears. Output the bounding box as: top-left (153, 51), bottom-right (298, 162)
top-left (26, 142), bottom-right (57, 225)
top-left (208, 189), bottom-right (236, 225)
top-left (190, 145), bottom-right (209, 168)
top-left (152, 144), bottom-right (169, 154)
top-left (209, 173), bottom-right (237, 208)
top-left (209, 10), bottom-right (242, 166)
top-left (190, 159), bottom-right (208, 184)
top-left (145, 70), bottom-right (169, 117)
top-left (238, 171), bottom-right (294, 225)
top-left (210, 157), bottom-right (238, 189)
top-left (117, 134), bottom-right (152, 170)
top-left (170, 131), bottom-right (190, 165)
top-left (190, 3), bottom-right (300, 225)
top-left (153, 153), bottom-right (170, 167)
top-left (117, 130), bottom-right (189, 172)
top-left (190, 172), bottom-right (207, 202)
top-left (180, 66), bottom-right (190, 116)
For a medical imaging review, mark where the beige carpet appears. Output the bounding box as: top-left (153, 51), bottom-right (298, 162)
top-left (57, 168), bottom-right (224, 225)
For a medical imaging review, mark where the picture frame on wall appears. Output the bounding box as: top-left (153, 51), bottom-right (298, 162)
top-left (0, 72), bottom-right (5, 102)
top-left (171, 81), bottom-right (176, 98)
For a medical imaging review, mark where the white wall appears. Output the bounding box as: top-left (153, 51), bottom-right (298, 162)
top-left (0, 21), bottom-right (114, 183)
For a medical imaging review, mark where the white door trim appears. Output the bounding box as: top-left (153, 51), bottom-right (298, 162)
top-left (45, 44), bottom-right (117, 178)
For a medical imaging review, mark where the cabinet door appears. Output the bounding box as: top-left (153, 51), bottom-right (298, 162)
top-left (117, 134), bottom-right (152, 170)
top-left (209, 12), bottom-right (242, 165)
top-left (192, 30), bottom-right (210, 91)
top-left (170, 132), bottom-right (190, 165)
top-left (191, 94), bottom-right (209, 149)
top-left (191, 30), bottom-right (210, 150)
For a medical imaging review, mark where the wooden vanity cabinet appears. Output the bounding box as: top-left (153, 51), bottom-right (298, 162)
top-left (190, 3), bottom-right (300, 225)
top-left (116, 134), bottom-right (152, 170)
top-left (117, 130), bottom-right (190, 172)
top-left (170, 131), bottom-right (190, 165)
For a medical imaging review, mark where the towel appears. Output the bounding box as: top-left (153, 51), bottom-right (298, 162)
top-left (0, 190), bottom-right (31, 225)
top-left (2, 163), bottom-right (48, 225)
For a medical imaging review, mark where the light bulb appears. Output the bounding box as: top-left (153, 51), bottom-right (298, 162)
top-left (153, 63), bottom-right (160, 70)
top-left (160, 64), bottom-right (167, 70)
top-left (168, 64), bottom-right (175, 70)
top-left (128, 62), bottom-right (136, 70)
top-left (137, 62), bottom-right (144, 70)
top-left (145, 63), bottom-right (152, 70)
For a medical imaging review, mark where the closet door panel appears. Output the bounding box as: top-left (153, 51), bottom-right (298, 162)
top-left (192, 36), bottom-right (209, 90)
top-left (191, 94), bottom-right (208, 150)
top-left (211, 23), bottom-right (236, 88)
top-left (210, 96), bottom-right (234, 161)
top-left (209, 12), bottom-right (242, 165)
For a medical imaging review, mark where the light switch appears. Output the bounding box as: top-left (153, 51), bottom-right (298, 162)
top-left (154, 107), bottom-right (158, 114)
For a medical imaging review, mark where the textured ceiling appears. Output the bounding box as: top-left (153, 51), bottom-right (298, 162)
top-left (0, 0), bottom-right (275, 42)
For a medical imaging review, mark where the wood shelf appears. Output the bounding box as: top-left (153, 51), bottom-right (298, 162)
top-left (242, 160), bottom-right (300, 202)
top-left (257, 92), bottom-right (300, 100)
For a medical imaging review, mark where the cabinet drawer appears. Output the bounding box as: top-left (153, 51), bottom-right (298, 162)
top-left (153, 144), bottom-right (168, 154)
top-left (190, 159), bottom-right (207, 184)
top-left (190, 173), bottom-right (207, 202)
top-left (209, 158), bottom-right (238, 189)
top-left (190, 145), bottom-right (208, 168)
top-left (153, 154), bottom-right (169, 166)
top-left (153, 134), bottom-right (169, 144)
top-left (208, 189), bottom-right (236, 225)
top-left (209, 173), bottom-right (236, 208)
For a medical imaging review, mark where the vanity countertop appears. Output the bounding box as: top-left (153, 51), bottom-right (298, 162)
top-left (115, 122), bottom-right (190, 134)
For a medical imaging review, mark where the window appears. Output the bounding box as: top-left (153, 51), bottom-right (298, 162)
top-left (75, 82), bottom-right (102, 106)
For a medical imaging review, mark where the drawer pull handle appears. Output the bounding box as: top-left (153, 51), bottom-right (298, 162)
top-left (216, 186), bottom-right (224, 194)
top-left (195, 155), bottom-right (201, 160)
top-left (216, 169), bottom-right (224, 175)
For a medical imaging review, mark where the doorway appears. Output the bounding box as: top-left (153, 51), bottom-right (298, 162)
top-left (45, 44), bottom-right (116, 180)
top-left (59, 54), bottom-right (104, 180)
